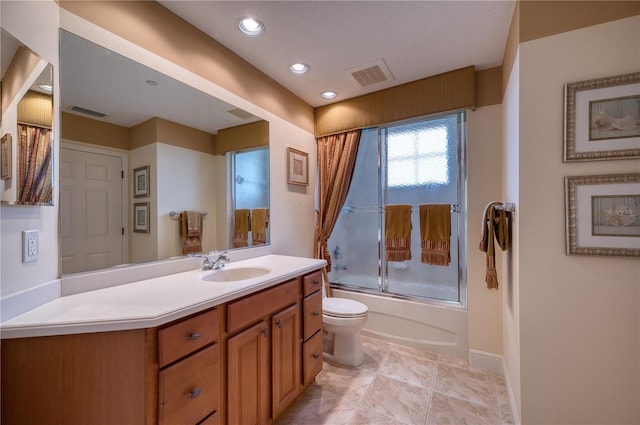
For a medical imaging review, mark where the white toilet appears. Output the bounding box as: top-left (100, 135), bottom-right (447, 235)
top-left (322, 294), bottom-right (369, 367)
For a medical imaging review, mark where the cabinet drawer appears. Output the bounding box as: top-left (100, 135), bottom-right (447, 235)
top-left (158, 308), bottom-right (219, 367)
top-left (227, 279), bottom-right (299, 334)
top-left (159, 344), bottom-right (220, 425)
top-left (302, 270), bottom-right (323, 296)
top-left (302, 330), bottom-right (323, 386)
top-left (303, 291), bottom-right (322, 340)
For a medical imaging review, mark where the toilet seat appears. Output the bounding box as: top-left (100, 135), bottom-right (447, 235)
top-left (323, 297), bottom-right (368, 318)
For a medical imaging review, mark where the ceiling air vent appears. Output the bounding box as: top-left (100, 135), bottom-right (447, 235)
top-left (69, 105), bottom-right (107, 118)
top-left (227, 108), bottom-right (254, 119)
top-left (346, 59), bottom-right (394, 88)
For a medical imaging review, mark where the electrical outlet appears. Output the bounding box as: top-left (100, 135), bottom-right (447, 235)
top-left (22, 230), bottom-right (39, 263)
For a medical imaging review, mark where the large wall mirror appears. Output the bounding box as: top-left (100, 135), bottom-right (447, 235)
top-left (59, 30), bottom-right (270, 275)
top-left (1, 28), bottom-right (54, 206)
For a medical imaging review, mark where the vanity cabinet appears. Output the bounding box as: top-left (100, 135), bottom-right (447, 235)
top-left (301, 270), bottom-right (324, 385)
top-left (157, 307), bottom-right (221, 425)
top-left (226, 278), bottom-right (301, 425)
top-left (0, 267), bottom-right (324, 425)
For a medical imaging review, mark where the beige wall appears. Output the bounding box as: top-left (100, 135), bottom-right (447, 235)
top-left (513, 15), bottom-right (640, 423)
top-left (467, 104), bottom-right (505, 356)
top-left (1, 0), bottom-right (60, 296)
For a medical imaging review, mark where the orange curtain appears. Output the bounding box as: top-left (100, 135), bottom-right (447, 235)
top-left (18, 124), bottom-right (52, 205)
top-left (314, 130), bottom-right (362, 271)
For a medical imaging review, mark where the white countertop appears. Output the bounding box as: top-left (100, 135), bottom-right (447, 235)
top-left (0, 255), bottom-right (326, 339)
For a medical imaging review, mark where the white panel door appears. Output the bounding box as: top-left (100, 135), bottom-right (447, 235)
top-left (60, 147), bottom-right (124, 274)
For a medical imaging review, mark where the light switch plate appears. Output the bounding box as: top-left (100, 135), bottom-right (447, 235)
top-left (22, 230), bottom-right (39, 263)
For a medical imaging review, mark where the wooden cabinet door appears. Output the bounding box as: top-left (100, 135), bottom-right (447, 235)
top-left (227, 321), bottom-right (270, 425)
top-left (272, 304), bottom-right (301, 418)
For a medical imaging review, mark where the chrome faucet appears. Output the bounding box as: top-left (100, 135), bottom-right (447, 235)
top-left (202, 251), bottom-right (230, 271)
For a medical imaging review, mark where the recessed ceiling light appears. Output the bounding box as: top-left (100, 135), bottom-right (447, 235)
top-left (238, 17), bottom-right (265, 37)
top-left (321, 91), bottom-right (338, 99)
top-left (38, 84), bottom-right (52, 93)
top-left (146, 80), bottom-right (159, 87)
top-left (289, 63), bottom-right (310, 75)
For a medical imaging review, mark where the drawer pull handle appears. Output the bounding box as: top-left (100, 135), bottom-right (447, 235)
top-left (188, 332), bottom-right (202, 341)
top-left (190, 388), bottom-right (203, 399)
top-left (312, 280), bottom-right (320, 285)
top-left (276, 319), bottom-right (282, 328)
top-left (312, 353), bottom-right (320, 359)
top-left (262, 327), bottom-right (268, 337)
top-left (311, 311), bottom-right (320, 317)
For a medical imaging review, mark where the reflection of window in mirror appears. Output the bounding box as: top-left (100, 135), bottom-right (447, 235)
top-left (231, 147), bottom-right (270, 247)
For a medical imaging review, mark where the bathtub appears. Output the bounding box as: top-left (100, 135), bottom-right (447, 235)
top-left (331, 288), bottom-right (468, 360)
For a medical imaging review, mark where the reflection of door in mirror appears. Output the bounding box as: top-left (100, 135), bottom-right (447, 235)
top-left (60, 144), bottom-right (125, 274)
top-left (232, 147), bottom-right (270, 248)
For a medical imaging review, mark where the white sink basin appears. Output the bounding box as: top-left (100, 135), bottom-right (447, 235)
top-left (200, 267), bottom-right (271, 282)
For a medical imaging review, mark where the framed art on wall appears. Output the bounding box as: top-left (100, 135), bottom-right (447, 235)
top-left (1, 133), bottom-right (11, 180)
top-left (133, 165), bottom-right (150, 198)
top-left (563, 71), bottom-right (640, 161)
top-left (565, 173), bottom-right (640, 257)
top-left (287, 147), bottom-right (308, 186)
top-left (134, 202), bottom-right (150, 233)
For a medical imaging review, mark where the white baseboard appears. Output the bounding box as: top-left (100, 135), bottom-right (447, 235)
top-left (501, 357), bottom-right (521, 425)
top-left (468, 350), bottom-right (521, 425)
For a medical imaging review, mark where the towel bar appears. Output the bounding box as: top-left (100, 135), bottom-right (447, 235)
top-left (342, 204), bottom-right (463, 214)
top-left (494, 203), bottom-right (515, 212)
top-left (169, 211), bottom-right (208, 219)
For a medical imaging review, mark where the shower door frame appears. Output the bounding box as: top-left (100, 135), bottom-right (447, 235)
top-left (330, 110), bottom-right (468, 309)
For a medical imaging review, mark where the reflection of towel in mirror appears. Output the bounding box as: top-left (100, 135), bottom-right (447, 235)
top-left (180, 211), bottom-right (203, 254)
top-left (251, 208), bottom-right (269, 245)
top-left (478, 202), bottom-right (510, 289)
top-left (420, 204), bottom-right (451, 266)
top-left (384, 204), bottom-right (412, 262)
top-left (234, 209), bottom-right (251, 248)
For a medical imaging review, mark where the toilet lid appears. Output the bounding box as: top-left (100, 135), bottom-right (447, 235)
top-left (323, 297), bottom-right (368, 317)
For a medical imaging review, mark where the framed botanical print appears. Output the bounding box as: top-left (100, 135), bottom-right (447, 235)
top-left (133, 165), bottom-right (150, 198)
top-left (287, 147), bottom-right (308, 186)
top-left (133, 202), bottom-right (150, 233)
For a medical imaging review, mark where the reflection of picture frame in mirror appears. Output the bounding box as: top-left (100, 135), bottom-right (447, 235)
top-left (133, 165), bottom-right (150, 198)
top-left (1, 133), bottom-right (11, 180)
top-left (287, 147), bottom-right (308, 186)
top-left (134, 202), bottom-right (150, 233)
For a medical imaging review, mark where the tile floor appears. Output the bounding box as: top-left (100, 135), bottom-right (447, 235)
top-left (275, 335), bottom-right (514, 425)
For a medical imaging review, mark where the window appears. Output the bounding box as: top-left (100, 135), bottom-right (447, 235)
top-left (327, 111), bottom-right (466, 305)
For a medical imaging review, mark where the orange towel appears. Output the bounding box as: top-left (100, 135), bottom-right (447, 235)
top-left (479, 202), bottom-right (511, 289)
top-left (384, 204), bottom-right (412, 262)
top-left (234, 209), bottom-right (250, 248)
top-left (251, 208), bottom-right (269, 245)
top-left (419, 204), bottom-right (451, 266)
top-left (180, 211), bottom-right (203, 254)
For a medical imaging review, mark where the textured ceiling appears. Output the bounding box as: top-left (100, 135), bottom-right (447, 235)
top-left (160, 1), bottom-right (516, 107)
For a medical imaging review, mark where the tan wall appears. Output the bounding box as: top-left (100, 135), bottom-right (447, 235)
top-left (62, 112), bottom-right (129, 150)
top-left (1, 46), bottom-right (41, 116)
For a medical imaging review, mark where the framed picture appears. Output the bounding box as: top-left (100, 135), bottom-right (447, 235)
top-left (133, 202), bottom-right (150, 233)
top-left (1, 133), bottom-right (11, 180)
top-left (565, 173), bottom-right (640, 257)
top-left (563, 71), bottom-right (640, 161)
top-left (133, 165), bottom-right (150, 198)
top-left (287, 147), bottom-right (308, 186)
